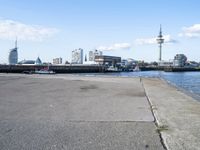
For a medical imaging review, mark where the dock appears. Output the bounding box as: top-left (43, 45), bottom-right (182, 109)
top-left (0, 74), bottom-right (200, 149)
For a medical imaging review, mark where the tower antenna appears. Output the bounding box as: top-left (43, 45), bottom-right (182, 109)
top-left (156, 25), bottom-right (164, 62)
top-left (15, 37), bottom-right (18, 48)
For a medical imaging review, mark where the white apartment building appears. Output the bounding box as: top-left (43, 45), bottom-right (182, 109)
top-left (71, 48), bottom-right (83, 64)
top-left (53, 57), bottom-right (62, 64)
top-left (88, 49), bottom-right (103, 62)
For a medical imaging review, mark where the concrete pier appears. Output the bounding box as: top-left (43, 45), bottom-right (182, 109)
top-left (0, 74), bottom-right (200, 149)
top-left (143, 78), bottom-right (200, 150)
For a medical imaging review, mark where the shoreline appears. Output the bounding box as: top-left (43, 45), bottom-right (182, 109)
top-left (159, 76), bottom-right (200, 102)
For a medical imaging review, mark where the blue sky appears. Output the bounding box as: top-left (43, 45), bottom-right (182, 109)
top-left (0, 0), bottom-right (200, 63)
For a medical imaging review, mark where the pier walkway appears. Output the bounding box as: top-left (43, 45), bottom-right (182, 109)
top-left (0, 74), bottom-right (200, 149)
top-left (143, 78), bottom-right (200, 150)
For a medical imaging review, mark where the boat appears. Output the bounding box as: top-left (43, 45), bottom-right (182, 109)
top-left (107, 66), bottom-right (121, 72)
top-left (34, 70), bottom-right (55, 74)
top-left (133, 65), bottom-right (140, 72)
top-left (34, 66), bottom-right (55, 74)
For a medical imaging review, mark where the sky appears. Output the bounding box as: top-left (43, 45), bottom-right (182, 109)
top-left (0, 0), bottom-right (200, 63)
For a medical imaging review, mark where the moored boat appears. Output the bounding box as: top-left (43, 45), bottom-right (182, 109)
top-left (34, 70), bottom-right (55, 74)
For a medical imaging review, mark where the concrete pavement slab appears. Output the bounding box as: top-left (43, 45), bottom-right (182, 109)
top-left (0, 74), bottom-right (164, 150)
top-left (0, 120), bottom-right (164, 150)
top-left (143, 78), bottom-right (200, 150)
top-left (0, 75), bottom-right (154, 122)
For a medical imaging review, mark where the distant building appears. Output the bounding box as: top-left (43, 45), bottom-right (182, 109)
top-left (121, 58), bottom-right (137, 67)
top-left (65, 60), bottom-right (70, 64)
top-left (158, 61), bottom-right (173, 67)
top-left (8, 40), bottom-right (18, 64)
top-left (35, 57), bottom-right (42, 65)
top-left (89, 49), bottom-right (103, 62)
top-left (53, 57), bottom-right (62, 64)
top-left (95, 55), bottom-right (121, 66)
top-left (18, 60), bottom-right (35, 65)
top-left (89, 51), bottom-right (93, 61)
top-left (187, 61), bottom-right (199, 67)
top-left (85, 55), bottom-right (87, 62)
top-left (72, 48), bottom-right (83, 64)
top-left (173, 54), bottom-right (187, 67)
top-left (121, 59), bottom-right (128, 66)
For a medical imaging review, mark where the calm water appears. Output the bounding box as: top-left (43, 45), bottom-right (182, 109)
top-left (79, 71), bottom-right (200, 97)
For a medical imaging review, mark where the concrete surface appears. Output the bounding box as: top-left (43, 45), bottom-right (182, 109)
top-left (0, 74), bottom-right (164, 150)
top-left (0, 120), bottom-right (162, 150)
top-left (143, 78), bottom-right (200, 150)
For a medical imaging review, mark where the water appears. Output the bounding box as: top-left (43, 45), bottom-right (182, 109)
top-left (78, 71), bottom-right (200, 98)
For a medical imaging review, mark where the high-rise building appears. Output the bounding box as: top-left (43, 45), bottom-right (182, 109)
top-left (89, 51), bottom-right (93, 61)
top-left (89, 49), bottom-right (103, 61)
top-left (8, 39), bottom-right (18, 65)
top-left (53, 57), bottom-right (62, 64)
top-left (71, 48), bottom-right (83, 64)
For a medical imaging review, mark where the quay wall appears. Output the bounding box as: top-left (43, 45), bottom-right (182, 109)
top-left (140, 66), bottom-right (200, 72)
top-left (164, 67), bottom-right (200, 72)
top-left (0, 64), bottom-right (106, 73)
top-left (1, 65), bottom-right (199, 73)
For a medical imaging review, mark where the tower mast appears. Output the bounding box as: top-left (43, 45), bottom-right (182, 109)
top-left (15, 37), bottom-right (18, 48)
top-left (156, 25), bottom-right (164, 62)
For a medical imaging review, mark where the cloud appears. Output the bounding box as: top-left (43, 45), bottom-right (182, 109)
top-left (0, 19), bottom-right (59, 41)
top-left (135, 35), bottom-right (177, 45)
top-left (135, 37), bottom-right (157, 45)
top-left (179, 24), bottom-right (200, 38)
top-left (163, 35), bottom-right (178, 44)
top-left (97, 43), bottom-right (131, 51)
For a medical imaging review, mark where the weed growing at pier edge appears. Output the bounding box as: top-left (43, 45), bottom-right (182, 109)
top-left (156, 125), bottom-right (169, 132)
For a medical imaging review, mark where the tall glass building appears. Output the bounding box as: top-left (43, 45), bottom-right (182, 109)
top-left (8, 40), bottom-right (18, 65)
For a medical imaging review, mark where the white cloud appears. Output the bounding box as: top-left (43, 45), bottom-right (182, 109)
top-left (135, 37), bottom-right (157, 45)
top-left (97, 43), bottom-right (131, 51)
top-left (0, 19), bottom-right (59, 41)
top-left (135, 35), bottom-right (177, 45)
top-left (179, 24), bottom-right (200, 38)
top-left (164, 35), bottom-right (178, 44)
